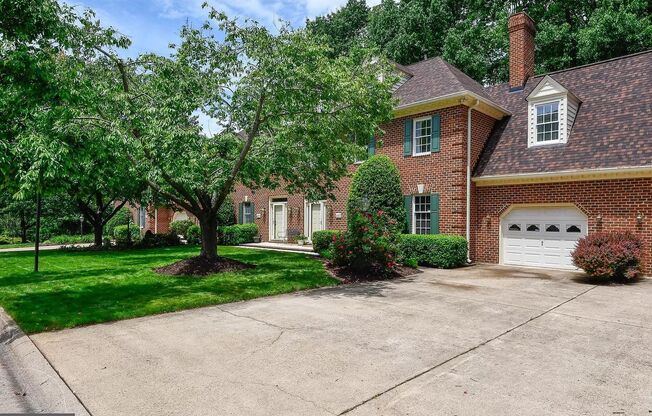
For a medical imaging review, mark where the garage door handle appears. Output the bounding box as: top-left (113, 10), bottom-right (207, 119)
top-left (541, 240), bottom-right (544, 246)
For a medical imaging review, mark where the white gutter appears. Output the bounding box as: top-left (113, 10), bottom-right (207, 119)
top-left (466, 101), bottom-right (479, 263)
top-left (394, 90), bottom-right (511, 117)
top-left (473, 165), bottom-right (652, 185)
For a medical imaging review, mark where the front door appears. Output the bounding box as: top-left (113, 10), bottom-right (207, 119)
top-left (272, 203), bottom-right (287, 240)
top-left (308, 202), bottom-right (325, 241)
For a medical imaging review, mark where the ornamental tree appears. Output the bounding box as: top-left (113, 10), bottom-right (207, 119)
top-left (91, 8), bottom-right (397, 261)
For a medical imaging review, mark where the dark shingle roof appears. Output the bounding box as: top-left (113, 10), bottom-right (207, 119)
top-left (476, 50), bottom-right (652, 177)
top-left (394, 57), bottom-right (494, 107)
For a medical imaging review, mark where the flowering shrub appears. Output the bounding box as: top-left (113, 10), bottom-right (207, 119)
top-left (572, 232), bottom-right (642, 280)
top-left (332, 209), bottom-right (400, 275)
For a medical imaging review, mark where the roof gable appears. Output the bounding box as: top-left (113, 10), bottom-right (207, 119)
top-left (476, 50), bottom-right (652, 178)
top-left (527, 75), bottom-right (579, 103)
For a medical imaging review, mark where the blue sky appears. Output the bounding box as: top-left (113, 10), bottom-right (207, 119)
top-left (69, 0), bottom-right (381, 57)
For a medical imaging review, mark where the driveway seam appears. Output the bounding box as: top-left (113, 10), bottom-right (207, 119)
top-left (337, 284), bottom-right (598, 415)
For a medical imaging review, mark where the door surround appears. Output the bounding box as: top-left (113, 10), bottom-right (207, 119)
top-left (269, 198), bottom-right (288, 241)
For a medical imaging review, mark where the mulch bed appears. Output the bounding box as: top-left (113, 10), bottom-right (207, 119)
top-left (324, 261), bottom-right (421, 284)
top-left (154, 256), bottom-right (254, 277)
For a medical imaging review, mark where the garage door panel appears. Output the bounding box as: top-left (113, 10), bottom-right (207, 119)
top-left (501, 207), bottom-right (587, 270)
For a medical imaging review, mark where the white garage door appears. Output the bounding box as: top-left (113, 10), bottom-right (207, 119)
top-left (501, 207), bottom-right (587, 269)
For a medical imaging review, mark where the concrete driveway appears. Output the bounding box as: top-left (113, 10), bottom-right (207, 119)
top-left (31, 264), bottom-right (652, 415)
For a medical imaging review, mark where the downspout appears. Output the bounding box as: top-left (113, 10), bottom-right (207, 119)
top-left (154, 208), bottom-right (158, 234)
top-left (466, 100), bottom-right (479, 263)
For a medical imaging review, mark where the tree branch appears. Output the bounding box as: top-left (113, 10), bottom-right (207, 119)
top-left (212, 91), bottom-right (265, 210)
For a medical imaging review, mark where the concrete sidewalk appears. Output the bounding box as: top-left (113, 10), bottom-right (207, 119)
top-left (0, 243), bottom-right (93, 253)
top-left (0, 308), bottom-right (89, 415)
top-left (29, 265), bottom-right (652, 415)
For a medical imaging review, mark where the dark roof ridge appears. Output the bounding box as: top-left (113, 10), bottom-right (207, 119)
top-left (488, 49), bottom-right (652, 90)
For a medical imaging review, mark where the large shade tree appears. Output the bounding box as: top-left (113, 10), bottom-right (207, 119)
top-left (88, 9), bottom-right (397, 261)
top-left (0, 0), bottom-right (138, 266)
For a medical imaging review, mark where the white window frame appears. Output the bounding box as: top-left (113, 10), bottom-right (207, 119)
top-left (138, 207), bottom-right (146, 229)
top-left (412, 195), bottom-right (431, 235)
top-left (242, 202), bottom-right (253, 224)
top-left (412, 116), bottom-right (432, 156)
top-left (526, 76), bottom-right (580, 148)
top-left (534, 101), bottom-right (561, 144)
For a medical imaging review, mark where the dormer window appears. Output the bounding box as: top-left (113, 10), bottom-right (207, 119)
top-left (535, 101), bottom-right (560, 143)
top-left (527, 76), bottom-right (580, 148)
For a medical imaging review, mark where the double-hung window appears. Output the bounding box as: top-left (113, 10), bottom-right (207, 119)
top-left (413, 117), bottom-right (432, 155)
top-left (535, 101), bottom-right (559, 143)
top-left (242, 202), bottom-right (254, 224)
top-left (138, 207), bottom-right (146, 228)
top-left (413, 195), bottom-right (431, 234)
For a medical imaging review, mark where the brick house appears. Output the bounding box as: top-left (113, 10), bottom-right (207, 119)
top-left (150, 12), bottom-right (652, 273)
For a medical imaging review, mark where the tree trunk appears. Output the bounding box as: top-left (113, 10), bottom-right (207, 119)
top-left (93, 221), bottom-right (104, 247)
top-left (199, 214), bottom-right (218, 260)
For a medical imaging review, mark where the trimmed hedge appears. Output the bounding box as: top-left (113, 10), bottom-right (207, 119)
top-left (170, 219), bottom-right (194, 237)
top-left (398, 234), bottom-right (467, 268)
top-left (312, 230), bottom-right (342, 253)
top-left (186, 225), bottom-right (201, 244)
top-left (138, 230), bottom-right (182, 248)
top-left (44, 234), bottom-right (95, 245)
top-left (218, 223), bottom-right (259, 245)
top-left (347, 155), bottom-right (405, 226)
top-left (113, 225), bottom-right (141, 245)
top-left (572, 232), bottom-right (642, 280)
top-left (104, 207), bottom-right (132, 236)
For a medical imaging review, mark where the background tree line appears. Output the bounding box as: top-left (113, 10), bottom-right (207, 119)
top-left (306, 0), bottom-right (652, 84)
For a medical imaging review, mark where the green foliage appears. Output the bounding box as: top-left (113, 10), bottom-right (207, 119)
top-left (397, 234), bottom-right (467, 268)
top-left (104, 207), bottom-right (132, 237)
top-left (43, 234), bottom-right (94, 245)
top-left (333, 209), bottom-right (400, 275)
top-left (308, 0), bottom-right (652, 84)
top-left (0, 235), bottom-right (21, 245)
top-left (347, 155), bottom-right (405, 227)
top-left (113, 225), bottom-right (140, 245)
top-left (312, 230), bottom-right (342, 254)
top-left (169, 220), bottom-right (194, 237)
top-left (186, 225), bottom-right (201, 245)
top-left (217, 198), bottom-right (236, 226)
top-left (306, 0), bottom-right (369, 57)
top-left (218, 224), bottom-right (259, 246)
top-left (138, 230), bottom-right (182, 248)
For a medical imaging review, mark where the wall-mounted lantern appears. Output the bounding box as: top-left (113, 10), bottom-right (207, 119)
top-left (417, 184), bottom-right (425, 194)
top-left (636, 212), bottom-right (644, 225)
top-left (596, 214), bottom-right (603, 225)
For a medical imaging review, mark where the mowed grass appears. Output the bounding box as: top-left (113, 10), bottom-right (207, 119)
top-left (0, 246), bottom-right (337, 333)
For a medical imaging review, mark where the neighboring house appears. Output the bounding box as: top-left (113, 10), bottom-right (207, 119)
top-left (161, 12), bottom-right (652, 273)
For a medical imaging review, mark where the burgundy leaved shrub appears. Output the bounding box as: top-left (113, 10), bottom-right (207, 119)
top-left (571, 232), bottom-right (642, 280)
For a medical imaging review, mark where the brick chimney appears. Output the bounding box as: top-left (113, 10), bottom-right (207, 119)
top-left (508, 11), bottom-right (536, 90)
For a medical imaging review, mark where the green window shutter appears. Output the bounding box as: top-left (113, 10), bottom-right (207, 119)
top-left (368, 136), bottom-right (376, 156)
top-left (404, 195), bottom-right (412, 233)
top-left (431, 114), bottom-right (441, 152)
top-left (430, 193), bottom-right (440, 234)
top-left (249, 202), bottom-right (255, 223)
top-left (403, 118), bottom-right (413, 156)
top-left (238, 203), bottom-right (243, 224)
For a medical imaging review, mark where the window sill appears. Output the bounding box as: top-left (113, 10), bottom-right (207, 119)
top-left (412, 152), bottom-right (431, 157)
top-left (528, 140), bottom-right (566, 148)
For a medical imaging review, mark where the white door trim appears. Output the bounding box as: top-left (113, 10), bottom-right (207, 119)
top-left (304, 200), bottom-right (326, 242)
top-left (269, 201), bottom-right (288, 241)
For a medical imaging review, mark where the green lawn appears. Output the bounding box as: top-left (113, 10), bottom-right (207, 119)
top-left (0, 246), bottom-right (337, 333)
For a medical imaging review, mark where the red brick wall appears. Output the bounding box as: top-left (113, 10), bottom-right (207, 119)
top-left (232, 105), bottom-right (491, 240)
top-left (474, 178), bottom-right (652, 274)
top-left (508, 12), bottom-right (536, 89)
